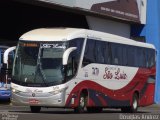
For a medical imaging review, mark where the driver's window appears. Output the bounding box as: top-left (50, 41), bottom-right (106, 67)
top-left (65, 38), bottom-right (84, 81)
top-left (66, 52), bottom-right (76, 79)
top-left (66, 56), bottom-right (73, 77)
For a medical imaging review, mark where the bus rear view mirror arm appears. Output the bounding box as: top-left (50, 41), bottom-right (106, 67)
top-left (3, 46), bottom-right (16, 65)
top-left (63, 47), bottom-right (77, 65)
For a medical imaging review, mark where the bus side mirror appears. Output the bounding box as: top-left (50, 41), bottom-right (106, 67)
top-left (63, 47), bottom-right (77, 65)
top-left (3, 46), bottom-right (16, 69)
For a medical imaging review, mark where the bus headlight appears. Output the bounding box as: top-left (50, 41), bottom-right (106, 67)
top-left (12, 88), bottom-right (21, 93)
top-left (49, 88), bottom-right (63, 95)
top-left (49, 86), bottom-right (68, 95)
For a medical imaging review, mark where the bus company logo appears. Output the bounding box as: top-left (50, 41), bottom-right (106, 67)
top-left (25, 89), bottom-right (43, 93)
top-left (42, 44), bottom-right (66, 49)
top-left (25, 88), bottom-right (32, 93)
top-left (103, 67), bottom-right (127, 80)
top-left (33, 89), bottom-right (43, 93)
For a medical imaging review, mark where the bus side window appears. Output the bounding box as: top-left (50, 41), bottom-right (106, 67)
top-left (122, 45), bottom-right (127, 66)
top-left (68, 38), bottom-right (84, 73)
top-left (66, 55), bottom-right (74, 78)
top-left (66, 52), bottom-right (78, 80)
top-left (127, 46), bottom-right (135, 66)
top-left (111, 43), bottom-right (122, 65)
top-left (95, 41), bottom-right (105, 64)
top-left (136, 47), bottom-right (145, 67)
top-left (65, 38), bottom-right (84, 81)
top-left (82, 39), bottom-right (96, 66)
top-left (147, 49), bottom-right (156, 68)
top-left (151, 50), bottom-right (156, 67)
top-left (104, 42), bottom-right (111, 64)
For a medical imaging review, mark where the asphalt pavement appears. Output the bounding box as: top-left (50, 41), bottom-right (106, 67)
top-left (0, 102), bottom-right (160, 120)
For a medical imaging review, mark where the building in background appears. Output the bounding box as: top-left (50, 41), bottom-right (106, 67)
top-left (36, 0), bottom-right (147, 38)
top-left (0, 0), bottom-right (146, 40)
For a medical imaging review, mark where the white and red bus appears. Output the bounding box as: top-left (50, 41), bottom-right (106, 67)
top-left (11, 28), bottom-right (156, 113)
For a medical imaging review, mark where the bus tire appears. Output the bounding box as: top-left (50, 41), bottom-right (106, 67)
top-left (30, 106), bottom-right (41, 113)
top-left (87, 107), bottom-right (102, 113)
top-left (121, 94), bottom-right (138, 113)
top-left (74, 93), bottom-right (87, 113)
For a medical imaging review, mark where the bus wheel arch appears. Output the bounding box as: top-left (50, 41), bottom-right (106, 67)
top-left (74, 89), bottom-right (88, 113)
top-left (134, 91), bottom-right (139, 103)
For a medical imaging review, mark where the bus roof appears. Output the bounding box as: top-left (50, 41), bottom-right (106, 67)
top-left (20, 28), bottom-right (155, 49)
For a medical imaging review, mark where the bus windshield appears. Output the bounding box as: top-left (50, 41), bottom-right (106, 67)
top-left (12, 41), bottom-right (67, 87)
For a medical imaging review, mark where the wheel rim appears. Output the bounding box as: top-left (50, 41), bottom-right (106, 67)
top-left (133, 98), bottom-right (137, 109)
top-left (80, 96), bottom-right (85, 108)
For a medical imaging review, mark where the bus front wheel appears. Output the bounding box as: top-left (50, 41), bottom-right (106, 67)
top-left (74, 93), bottom-right (87, 113)
top-left (30, 106), bottom-right (41, 113)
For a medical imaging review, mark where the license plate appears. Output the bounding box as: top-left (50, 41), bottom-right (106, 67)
top-left (29, 99), bottom-right (39, 104)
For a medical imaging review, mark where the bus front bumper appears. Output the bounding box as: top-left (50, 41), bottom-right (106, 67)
top-left (11, 92), bottom-right (66, 107)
